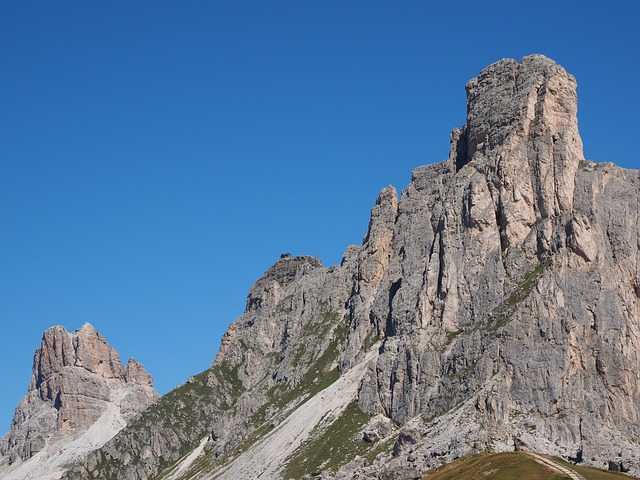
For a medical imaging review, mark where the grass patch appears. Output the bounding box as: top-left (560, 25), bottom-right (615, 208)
top-left (156, 445), bottom-right (213, 480)
top-left (250, 320), bottom-right (347, 426)
top-left (421, 452), bottom-right (571, 480)
top-left (579, 160), bottom-right (600, 172)
top-left (282, 400), bottom-right (372, 478)
top-left (554, 457), bottom-right (637, 480)
top-left (94, 362), bottom-right (246, 479)
top-left (420, 452), bottom-right (639, 480)
top-left (363, 434), bottom-right (397, 464)
top-left (506, 261), bottom-right (550, 307)
top-left (480, 260), bottom-right (550, 335)
top-left (215, 313), bottom-right (349, 471)
top-left (362, 327), bottom-right (382, 352)
top-left (444, 329), bottom-right (463, 345)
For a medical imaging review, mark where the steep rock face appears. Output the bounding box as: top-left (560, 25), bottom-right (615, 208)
top-left (0, 323), bottom-right (158, 469)
top-left (354, 54), bottom-right (587, 420)
top-left (62, 55), bottom-right (640, 479)
top-left (348, 55), bottom-right (640, 476)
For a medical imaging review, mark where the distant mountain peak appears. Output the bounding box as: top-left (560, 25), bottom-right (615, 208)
top-left (0, 324), bottom-right (158, 479)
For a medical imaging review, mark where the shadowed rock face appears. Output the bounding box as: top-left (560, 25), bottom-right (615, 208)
top-left (1, 323), bottom-right (158, 463)
top-left (56, 55), bottom-right (640, 479)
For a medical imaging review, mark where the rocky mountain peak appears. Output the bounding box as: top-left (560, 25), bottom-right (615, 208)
top-left (48, 324), bottom-right (121, 385)
top-left (461, 54), bottom-right (582, 170)
top-left (435, 54), bottom-right (587, 277)
top-left (1, 323), bottom-right (158, 471)
top-left (31, 323), bottom-right (146, 399)
top-left (124, 357), bottom-right (154, 386)
top-left (245, 255), bottom-right (323, 312)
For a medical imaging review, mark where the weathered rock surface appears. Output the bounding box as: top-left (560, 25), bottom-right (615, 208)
top-left (59, 55), bottom-right (640, 479)
top-left (0, 323), bottom-right (158, 479)
top-left (346, 55), bottom-right (640, 478)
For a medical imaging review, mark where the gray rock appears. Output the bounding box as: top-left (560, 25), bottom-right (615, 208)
top-left (0, 323), bottom-right (158, 466)
top-left (56, 55), bottom-right (640, 479)
top-left (351, 55), bottom-right (640, 477)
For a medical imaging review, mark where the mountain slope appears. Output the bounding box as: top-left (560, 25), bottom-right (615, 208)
top-left (63, 55), bottom-right (640, 479)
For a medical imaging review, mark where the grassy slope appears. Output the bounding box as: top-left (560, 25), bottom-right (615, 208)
top-left (555, 458), bottom-right (636, 480)
top-left (421, 453), bottom-right (638, 480)
top-left (282, 400), bottom-right (376, 478)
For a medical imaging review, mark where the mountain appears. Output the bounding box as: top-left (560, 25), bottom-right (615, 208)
top-left (4, 54), bottom-right (639, 480)
top-left (0, 323), bottom-right (158, 480)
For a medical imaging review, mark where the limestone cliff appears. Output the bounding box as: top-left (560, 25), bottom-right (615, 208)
top-left (0, 323), bottom-right (158, 480)
top-left (347, 55), bottom-right (640, 477)
top-left (59, 55), bottom-right (640, 479)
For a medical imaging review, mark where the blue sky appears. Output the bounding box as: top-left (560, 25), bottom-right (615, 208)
top-left (1, 1), bottom-right (639, 432)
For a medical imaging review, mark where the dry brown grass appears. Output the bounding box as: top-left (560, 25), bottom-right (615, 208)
top-left (421, 452), bottom-right (570, 480)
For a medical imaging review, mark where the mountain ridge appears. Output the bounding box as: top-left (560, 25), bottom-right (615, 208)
top-left (4, 54), bottom-right (640, 480)
top-left (67, 54), bottom-right (640, 479)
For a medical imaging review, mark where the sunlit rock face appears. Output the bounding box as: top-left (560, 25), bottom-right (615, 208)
top-left (0, 323), bottom-right (158, 464)
top-left (351, 55), bottom-right (640, 476)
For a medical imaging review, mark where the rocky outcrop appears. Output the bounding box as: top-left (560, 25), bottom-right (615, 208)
top-left (61, 55), bottom-right (640, 479)
top-left (0, 323), bottom-right (158, 478)
top-left (346, 55), bottom-right (640, 477)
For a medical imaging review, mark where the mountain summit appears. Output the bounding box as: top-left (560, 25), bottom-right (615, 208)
top-left (0, 323), bottom-right (158, 480)
top-left (6, 55), bottom-right (640, 479)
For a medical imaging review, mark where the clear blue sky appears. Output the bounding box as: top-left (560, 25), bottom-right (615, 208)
top-left (1, 1), bottom-right (638, 432)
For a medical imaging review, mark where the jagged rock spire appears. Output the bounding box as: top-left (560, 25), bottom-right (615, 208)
top-left (1, 323), bottom-right (158, 465)
top-left (448, 55), bottom-right (586, 269)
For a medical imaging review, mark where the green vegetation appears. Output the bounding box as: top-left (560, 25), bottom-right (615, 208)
top-left (433, 261), bottom-right (553, 424)
top-left (481, 260), bottom-right (550, 334)
top-left (275, 294), bottom-right (294, 313)
top-left (579, 159), bottom-right (600, 171)
top-left (420, 452), bottom-right (639, 480)
top-left (251, 318), bottom-right (348, 426)
top-left (555, 458), bottom-right (636, 480)
top-left (211, 307), bottom-right (350, 473)
top-left (363, 434), bottom-right (397, 464)
top-left (87, 451), bottom-right (112, 479)
top-left (506, 261), bottom-right (550, 307)
top-left (421, 452), bottom-right (570, 480)
top-left (282, 400), bottom-right (373, 478)
top-left (440, 261), bottom-right (551, 355)
top-left (136, 363), bottom-right (242, 439)
top-left (105, 361), bottom-right (247, 479)
top-left (300, 301), bottom-right (342, 338)
top-left (444, 328), bottom-right (463, 344)
top-left (362, 326), bottom-right (382, 352)
top-left (157, 448), bottom-right (213, 480)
